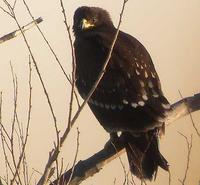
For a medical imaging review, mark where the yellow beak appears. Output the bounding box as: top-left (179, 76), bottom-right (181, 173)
top-left (81, 19), bottom-right (95, 30)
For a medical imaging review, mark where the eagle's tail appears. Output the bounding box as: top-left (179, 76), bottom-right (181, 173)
top-left (122, 129), bottom-right (169, 180)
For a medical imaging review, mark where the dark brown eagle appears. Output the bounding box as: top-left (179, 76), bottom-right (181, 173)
top-left (73, 6), bottom-right (171, 180)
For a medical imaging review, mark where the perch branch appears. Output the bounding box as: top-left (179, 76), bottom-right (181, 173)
top-left (0, 17), bottom-right (43, 44)
top-left (51, 92), bottom-right (200, 185)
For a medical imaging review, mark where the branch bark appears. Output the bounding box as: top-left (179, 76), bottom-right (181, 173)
top-left (51, 92), bottom-right (200, 185)
top-left (0, 17), bottom-right (43, 44)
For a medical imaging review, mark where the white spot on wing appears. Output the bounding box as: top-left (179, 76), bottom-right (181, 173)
top-left (136, 62), bottom-right (139, 67)
top-left (131, 102), bottom-right (138, 108)
top-left (144, 71), bottom-right (148, 78)
top-left (148, 81), bottom-right (154, 88)
top-left (136, 69), bottom-right (140, 75)
top-left (139, 80), bottom-right (145, 87)
top-left (153, 94), bottom-right (159, 98)
top-left (161, 103), bottom-right (171, 109)
top-left (142, 95), bottom-right (148, 101)
top-left (151, 72), bottom-right (156, 78)
top-left (89, 99), bottom-right (125, 111)
top-left (138, 101), bottom-right (145, 106)
top-left (127, 73), bottom-right (131, 79)
top-left (157, 116), bottom-right (165, 122)
top-left (152, 89), bottom-right (159, 98)
top-left (122, 99), bottom-right (128, 104)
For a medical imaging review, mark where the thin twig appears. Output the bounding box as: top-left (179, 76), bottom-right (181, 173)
top-left (10, 56), bottom-right (33, 185)
top-left (168, 170), bottom-right (171, 185)
top-left (12, 0), bottom-right (17, 10)
top-left (0, 93), bottom-right (16, 183)
top-left (130, 173), bottom-right (137, 185)
top-left (55, 158), bottom-right (64, 185)
top-left (0, 94), bottom-right (9, 185)
top-left (1, 2), bottom-right (59, 184)
top-left (66, 128), bottom-right (80, 185)
top-left (59, 0), bottom-right (76, 130)
top-left (10, 62), bottom-right (23, 185)
top-left (22, 0), bottom-right (80, 108)
top-left (111, 142), bottom-right (128, 185)
top-left (0, 4), bottom-right (13, 17)
top-left (178, 133), bottom-right (193, 185)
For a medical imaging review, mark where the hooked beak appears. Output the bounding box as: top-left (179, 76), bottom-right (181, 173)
top-left (81, 18), bottom-right (95, 30)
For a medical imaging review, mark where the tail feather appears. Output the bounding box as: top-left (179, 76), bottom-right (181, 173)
top-left (122, 129), bottom-right (168, 180)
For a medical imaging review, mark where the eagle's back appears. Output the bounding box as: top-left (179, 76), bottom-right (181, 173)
top-left (74, 29), bottom-right (171, 133)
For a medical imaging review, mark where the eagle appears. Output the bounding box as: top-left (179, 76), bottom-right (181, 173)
top-left (73, 6), bottom-right (170, 180)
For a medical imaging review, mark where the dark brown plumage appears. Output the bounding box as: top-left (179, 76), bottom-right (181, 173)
top-left (73, 6), bottom-right (171, 180)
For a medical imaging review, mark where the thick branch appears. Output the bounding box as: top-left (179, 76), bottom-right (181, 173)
top-left (51, 92), bottom-right (200, 185)
top-left (0, 17), bottom-right (43, 44)
top-left (166, 93), bottom-right (200, 124)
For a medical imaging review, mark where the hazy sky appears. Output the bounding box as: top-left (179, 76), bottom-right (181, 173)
top-left (0, 0), bottom-right (200, 184)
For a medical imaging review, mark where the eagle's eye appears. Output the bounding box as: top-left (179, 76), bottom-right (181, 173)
top-left (92, 17), bottom-right (98, 23)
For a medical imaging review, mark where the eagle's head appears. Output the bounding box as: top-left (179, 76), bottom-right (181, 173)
top-left (73, 6), bottom-right (114, 36)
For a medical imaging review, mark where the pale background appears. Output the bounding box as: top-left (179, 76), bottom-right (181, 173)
top-left (0, 0), bottom-right (200, 184)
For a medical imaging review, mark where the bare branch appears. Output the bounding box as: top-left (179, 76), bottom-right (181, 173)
top-left (9, 63), bottom-right (23, 185)
top-left (111, 143), bottom-right (128, 185)
top-left (1, 1), bottom-right (59, 148)
top-left (166, 93), bottom-right (200, 124)
top-left (10, 56), bottom-right (33, 185)
top-left (52, 142), bottom-right (125, 185)
top-left (178, 134), bottom-right (193, 185)
top-left (59, 0), bottom-right (76, 130)
top-left (51, 92), bottom-right (200, 185)
top-left (168, 170), bottom-right (171, 185)
top-left (22, 0), bottom-right (80, 107)
top-left (66, 128), bottom-right (80, 185)
top-left (178, 90), bottom-right (200, 137)
top-left (0, 17), bottom-right (43, 44)
top-left (0, 5), bottom-right (13, 17)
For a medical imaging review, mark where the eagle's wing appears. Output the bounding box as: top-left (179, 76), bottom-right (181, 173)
top-left (87, 31), bottom-right (171, 131)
